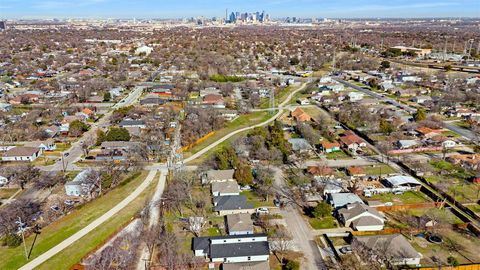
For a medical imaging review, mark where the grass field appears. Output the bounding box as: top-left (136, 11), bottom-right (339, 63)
top-left (325, 150), bottom-right (352, 160)
top-left (0, 171), bottom-right (149, 270)
top-left (241, 190), bottom-right (274, 208)
top-left (183, 111), bottom-right (273, 159)
top-left (0, 188), bottom-right (20, 200)
top-left (308, 216), bottom-right (337, 230)
top-left (368, 191), bottom-right (431, 205)
top-left (362, 164), bottom-right (397, 175)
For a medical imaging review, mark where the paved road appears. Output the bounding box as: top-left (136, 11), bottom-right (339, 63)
top-left (271, 167), bottom-right (326, 270)
top-left (336, 79), bottom-right (477, 141)
top-left (183, 83), bottom-right (307, 164)
top-left (19, 170), bottom-right (159, 270)
top-left (42, 86), bottom-right (145, 172)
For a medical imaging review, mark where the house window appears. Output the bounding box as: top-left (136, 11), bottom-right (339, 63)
top-left (224, 258), bottom-right (227, 262)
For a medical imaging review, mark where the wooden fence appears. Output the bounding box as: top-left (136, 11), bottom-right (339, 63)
top-left (179, 131), bottom-right (215, 153)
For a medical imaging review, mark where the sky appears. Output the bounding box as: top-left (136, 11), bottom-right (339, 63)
top-left (0, 0), bottom-right (479, 19)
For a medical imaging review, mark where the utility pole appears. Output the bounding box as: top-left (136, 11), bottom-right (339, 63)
top-left (17, 217), bottom-right (28, 260)
top-left (269, 89), bottom-right (275, 115)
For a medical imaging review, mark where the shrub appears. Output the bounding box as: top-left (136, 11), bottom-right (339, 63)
top-left (1, 233), bottom-right (22, 247)
top-left (283, 259), bottom-right (300, 270)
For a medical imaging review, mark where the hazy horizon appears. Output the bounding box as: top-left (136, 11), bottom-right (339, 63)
top-left (1, 0), bottom-right (479, 20)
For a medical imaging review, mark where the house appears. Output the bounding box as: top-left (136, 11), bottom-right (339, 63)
top-left (397, 139), bottom-right (418, 149)
top-left (328, 192), bottom-right (364, 209)
top-left (0, 103), bottom-right (12, 112)
top-left (337, 202), bottom-right (385, 231)
top-left (415, 127), bottom-right (441, 138)
top-left (353, 234), bottom-right (422, 266)
top-left (202, 169), bottom-right (235, 184)
top-left (95, 149), bottom-right (127, 161)
top-left (64, 169), bottom-right (96, 196)
top-left (100, 141), bottom-right (140, 150)
top-left (307, 166), bottom-right (335, 177)
top-left (315, 178), bottom-right (343, 196)
top-left (347, 166), bottom-right (366, 177)
top-left (297, 98), bottom-right (310, 105)
top-left (192, 234), bottom-right (269, 263)
top-left (212, 180), bottom-right (240, 197)
top-left (9, 94), bottom-right (39, 105)
top-left (339, 131), bottom-right (366, 151)
top-left (288, 138), bottom-right (312, 152)
top-left (119, 119), bottom-right (146, 129)
top-left (2, 147), bottom-right (42, 162)
top-left (135, 45), bottom-right (153, 56)
top-left (140, 97), bottom-right (166, 106)
top-left (319, 141), bottom-right (341, 153)
top-left (24, 139), bottom-right (56, 151)
top-left (290, 108), bottom-right (312, 122)
top-left (203, 94), bottom-right (225, 108)
top-left (383, 175), bottom-right (421, 191)
top-left (226, 213), bottom-right (254, 235)
top-left (348, 92), bottom-right (364, 102)
top-left (214, 195), bottom-right (254, 215)
top-left (410, 95), bottom-right (432, 104)
top-left (447, 154), bottom-right (480, 170)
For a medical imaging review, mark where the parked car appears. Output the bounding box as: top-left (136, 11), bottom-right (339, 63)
top-left (256, 207), bottom-right (269, 215)
top-left (340, 246), bottom-right (352, 254)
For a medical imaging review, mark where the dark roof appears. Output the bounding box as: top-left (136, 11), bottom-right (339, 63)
top-left (210, 241), bottom-right (270, 258)
top-left (192, 236), bottom-right (210, 252)
top-left (119, 119), bottom-right (145, 126)
top-left (140, 97), bottom-right (166, 105)
top-left (192, 234), bottom-right (268, 251)
top-left (214, 195), bottom-right (253, 211)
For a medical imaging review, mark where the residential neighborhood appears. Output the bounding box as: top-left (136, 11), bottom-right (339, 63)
top-left (0, 6), bottom-right (479, 270)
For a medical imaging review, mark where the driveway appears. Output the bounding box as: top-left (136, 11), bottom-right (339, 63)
top-left (271, 166), bottom-right (327, 270)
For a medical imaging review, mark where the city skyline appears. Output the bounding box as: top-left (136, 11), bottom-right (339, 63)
top-left (1, 0), bottom-right (479, 19)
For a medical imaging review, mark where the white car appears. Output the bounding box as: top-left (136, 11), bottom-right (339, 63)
top-left (256, 207), bottom-right (269, 214)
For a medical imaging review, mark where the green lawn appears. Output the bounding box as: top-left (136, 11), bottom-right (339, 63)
top-left (308, 216), bottom-right (337, 230)
top-left (183, 111), bottom-right (273, 159)
top-left (362, 164), bottom-right (397, 175)
top-left (467, 204), bottom-right (480, 214)
top-left (0, 171), bottom-right (149, 270)
top-left (0, 188), bottom-right (20, 200)
top-left (241, 190), bottom-right (274, 208)
top-left (36, 178), bottom-right (154, 270)
top-left (325, 150), bottom-right (352, 160)
top-left (368, 191), bottom-right (431, 204)
top-left (206, 227), bottom-right (222, 236)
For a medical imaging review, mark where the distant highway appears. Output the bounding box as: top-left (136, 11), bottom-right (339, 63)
top-left (336, 79), bottom-right (477, 142)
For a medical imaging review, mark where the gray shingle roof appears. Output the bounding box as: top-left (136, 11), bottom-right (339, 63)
top-left (210, 241), bottom-right (270, 258)
top-left (214, 195), bottom-right (253, 211)
top-left (355, 234), bottom-right (421, 260)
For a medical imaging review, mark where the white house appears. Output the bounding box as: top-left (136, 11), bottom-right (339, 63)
top-left (24, 139), bottom-right (56, 151)
top-left (338, 202), bottom-right (385, 231)
top-left (348, 92), bottom-right (364, 102)
top-left (192, 234), bottom-right (270, 263)
top-left (202, 169), bottom-right (235, 184)
top-left (2, 147), bottom-right (42, 162)
top-left (328, 193), bottom-right (364, 209)
top-left (64, 169), bottom-right (96, 196)
top-left (135, 45), bottom-right (153, 56)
